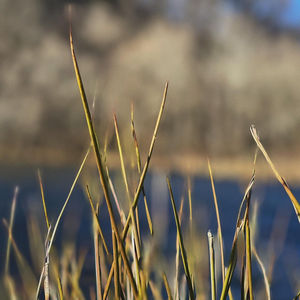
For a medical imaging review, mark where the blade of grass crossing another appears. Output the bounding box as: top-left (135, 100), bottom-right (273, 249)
top-left (36, 148), bottom-right (90, 299)
top-left (70, 30), bottom-right (138, 298)
top-left (220, 175), bottom-right (255, 300)
top-left (5, 186), bottom-right (18, 275)
top-left (131, 104), bottom-right (153, 235)
top-left (103, 82), bottom-right (168, 298)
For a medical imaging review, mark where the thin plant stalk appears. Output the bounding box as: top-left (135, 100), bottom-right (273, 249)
top-left (93, 203), bottom-right (103, 300)
top-left (113, 231), bottom-right (120, 300)
top-left (86, 186), bottom-right (110, 256)
top-left (207, 231), bottom-right (216, 300)
top-left (167, 178), bottom-right (195, 300)
top-left (163, 273), bottom-right (173, 300)
top-left (220, 175), bottom-right (255, 300)
top-left (131, 103), bottom-right (153, 235)
top-left (70, 30), bottom-right (138, 298)
top-left (37, 170), bottom-right (50, 230)
top-left (245, 194), bottom-right (254, 300)
top-left (36, 148), bottom-right (90, 299)
top-left (252, 246), bottom-right (271, 300)
top-left (5, 186), bottom-right (19, 274)
top-left (207, 159), bottom-right (225, 282)
top-left (103, 82), bottom-right (168, 296)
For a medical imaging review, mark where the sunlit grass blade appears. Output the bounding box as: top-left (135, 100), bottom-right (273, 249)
top-left (252, 246), bottom-right (270, 300)
top-left (5, 186), bottom-right (18, 275)
top-left (122, 82), bottom-right (168, 241)
top-left (167, 177), bottom-right (195, 300)
top-left (149, 280), bottom-right (163, 300)
top-left (207, 159), bottom-right (225, 282)
top-left (70, 30), bottom-right (138, 298)
top-left (207, 231), bottom-right (216, 300)
top-left (102, 82), bottom-right (168, 295)
top-left (112, 231), bottom-right (120, 299)
top-left (293, 291), bottom-right (300, 300)
top-left (86, 186), bottom-right (110, 257)
top-left (131, 103), bottom-right (153, 235)
top-left (37, 169), bottom-right (50, 230)
top-left (220, 175), bottom-right (255, 300)
top-left (93, 202), bottom-right (103, 300)
top-left (187, 177), bottom-right (192, 227)
top-left (174, 196), bottom-right (184, 300)
top-left (250, 125), bottom-right (300, 222)
top-left (245, 198), bottom-right (254, 300)
top-left (163, 272), bottom-right (173, 300)
top-left (106, 166), bottom-right (126, 226)
top-left (36, 148), bottom-right (90, 298)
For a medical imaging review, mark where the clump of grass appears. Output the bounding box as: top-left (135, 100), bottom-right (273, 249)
top-left (1, 26), bottom-right (300, 300)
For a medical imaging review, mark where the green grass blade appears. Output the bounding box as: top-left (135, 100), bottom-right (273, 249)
top-left (70, 30), bottom-right (138, 298)
top-left (167, 177), bottom-right (195, 300)
top-left (207, 159), bottom-right (225, 282)
top-left (37, 170), bottom-right (50, 230)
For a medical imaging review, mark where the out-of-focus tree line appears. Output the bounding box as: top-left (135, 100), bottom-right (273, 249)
top-left (1, 0), bottom-right (300, 164)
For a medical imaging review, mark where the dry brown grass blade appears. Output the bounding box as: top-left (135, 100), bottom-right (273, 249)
top-left (250, 125), bottom-right (300, 222)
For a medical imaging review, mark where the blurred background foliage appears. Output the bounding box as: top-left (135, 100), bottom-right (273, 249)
top-left (1, 0), bottom-right (300, 165)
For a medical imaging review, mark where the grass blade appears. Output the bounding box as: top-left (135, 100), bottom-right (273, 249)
top-left (131, 103), bottom-right (153, 235)
top-left (37, 170), bottom-right (50, 230)
top-left (5, 186), bottom-right (18, 275)
top-left (252, 246), bottom-right (270, 300)
top-left (220, 175), bottom-right (255, 300)
top-left (167, 177), bottom-right (195, 300)
top-left (207, 231), bottom-right (216, 300)
top-left (70, 30), bottom-right (138, 298)
top-left (250, 125), bottom-right (300, 222)
top-left (36, 148), bottom-right (90, 299)
top-left (207, 159), bottom-right (225, 282)
top-left (86, 186), bottom-right (110, 257)
top-left (163, 272), bottom-right (173, 300)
